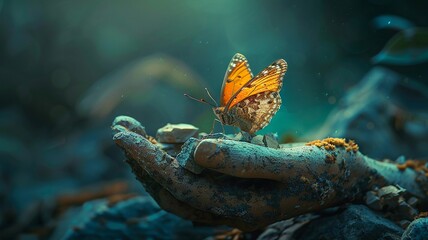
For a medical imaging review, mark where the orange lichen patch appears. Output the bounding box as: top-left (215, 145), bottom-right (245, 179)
top-left (396, 159), bottom-right (428, 176)
top-left (396, 164), bottom-right (407, 171)
top-left (147, 135), bottom-right (158, 145)
top-left (345, 140), bottom-right (359, 152)
top-left (415, 211), bottom-right (428, 219)
top-left (306, 138), bottom-right (359, 153)
top-left (325, 154), bottom-right (336, 164)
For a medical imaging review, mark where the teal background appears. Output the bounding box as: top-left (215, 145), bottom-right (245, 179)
top-left (2, 0), bottom-right (428, 138)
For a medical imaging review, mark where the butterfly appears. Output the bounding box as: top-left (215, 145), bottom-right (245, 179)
top-left (212, 53), bottom-right (287, 134)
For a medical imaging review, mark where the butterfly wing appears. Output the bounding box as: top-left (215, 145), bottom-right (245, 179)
top-left (225, 59), bottom-right (287, 110)
top-left (232, 91), bottom-right (282, 133)
top-left (220, 53), bottom-right (254, 106)
top-left (226, 59), bottom-right (287, 133)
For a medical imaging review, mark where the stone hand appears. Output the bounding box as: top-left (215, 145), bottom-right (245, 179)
top-left (112, 116), bottom-right (427, 231)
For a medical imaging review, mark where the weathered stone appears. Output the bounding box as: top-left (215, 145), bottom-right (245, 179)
top-left (232, 131), bottom-right (252, 142)
top-left (401, 217), bottom-right (428, 240)
top-left (378, 185), bottom-right (405, 198)
top-left (295, 205), bottom-right (403, 240)
top-left (199, 132), bottom-right (232, 140)
top-left (378, 185), bottom-right (405, 209)
top-left (251, 135), bottom-right (265, 146)
top-left (50, 196), bottom-right (225, 240)
top-left (313, 67), bottom-right (428, 159)
top-left (156, 123), bottom-right (198, 143)
top-left (366, 186), bottom-right (419, 221)
top-left (366, 190), bottom-right (382, 210)
top-left (397, 201), bottom-right (418, 220)
top-left (176, 138), bottom-right (204, 174)
top-left (258, 214), bottom-right (319, 240)
top-left (263, 134), bottom-right (280, 149)
top-left (407, 197), bottom-right (418, 207)
top-left (113, 115), bottom-right (428, 233)
top-left (250, 134), bottom-right (280, 148)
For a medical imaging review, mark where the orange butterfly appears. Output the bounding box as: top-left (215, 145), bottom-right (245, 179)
top-left (212, 53), bottom-right (287, 134)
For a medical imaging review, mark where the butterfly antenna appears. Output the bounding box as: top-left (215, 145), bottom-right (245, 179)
top-left (205, 88), bottom-right (218, 107)
top-left (184, 93), bottom-right (216, 107)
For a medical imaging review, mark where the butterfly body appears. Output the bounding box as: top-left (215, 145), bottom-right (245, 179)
top-left (214, 53), bottom-right (287, 134)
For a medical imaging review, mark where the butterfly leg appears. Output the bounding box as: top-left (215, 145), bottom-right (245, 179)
top-left (209, 118), bottom-right (216, 134)
top-left (218, 119), bottom-right (225, 135)
top-left (211, 118), bottom-right (225, 135)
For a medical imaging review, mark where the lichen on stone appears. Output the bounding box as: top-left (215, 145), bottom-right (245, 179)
top-left (306, 137), bottom-right (359, 153)
top-left (396, 159), bottom-right (428, 177)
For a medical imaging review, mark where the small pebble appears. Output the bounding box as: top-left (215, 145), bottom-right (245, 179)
top-left (251, 135), bottom-right (265, 146)
top-left (263, 134), bottom-right (280, 149)
top-left (156, 123), bottom-right (199, 143)
top-left (365, 191), bottom-right (382, 210)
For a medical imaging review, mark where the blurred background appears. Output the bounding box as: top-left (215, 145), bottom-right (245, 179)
top-left (1, 0), bottom-right (428, 238)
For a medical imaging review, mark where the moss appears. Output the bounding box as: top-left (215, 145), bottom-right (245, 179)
top-left (305, 137), bottom-right (359, 153)
top-left (396, 159), bottom-right (428, 177)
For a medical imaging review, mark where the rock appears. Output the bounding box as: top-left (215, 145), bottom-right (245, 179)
top-left (176, 138), bottom-right (204, 174)
top-left (156, 123), bottom-right (199, 143)
top-left (378, 185), bottom-right (405, 198)
top-left (378, 185), bottom-right (405, 209)
top-left (401, 217), bottom-right (428, 240)
top-left (263, 134), bottom-right (280, 149)
top-left (407, 197), bottom-right (418, 207)
top-left (250, 134), bottom-right (280, 149)
top-left (365, 185), bottom-right (419, 221)
top-left (50, 196), bottom-right (224, 240)
top-left (257, 214), bottom-right (319, 240)
top-left (251, 135), bottom-right (265, 146)
top-left (366, 190), bottom-right (382, 210)
top-left (232, 131), bottom-right (252, 142)
top-left (313, 67), bottom-right (428, 159)
top-left (294, 204), bottom-right (403, 240)
top-left (199, 132), bottom-right (233, 140)
top-left (397, 201), bottom-right (418, 220)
